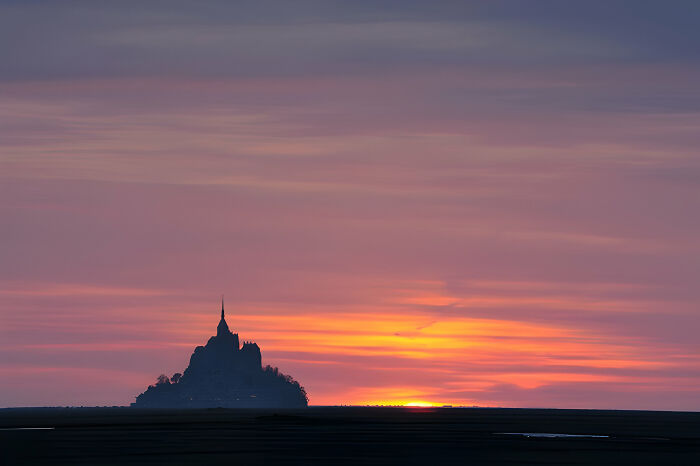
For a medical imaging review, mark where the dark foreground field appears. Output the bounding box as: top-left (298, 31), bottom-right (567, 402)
top-left (1, 407), bottom-right (699, 465)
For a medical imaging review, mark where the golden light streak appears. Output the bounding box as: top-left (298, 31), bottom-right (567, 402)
top-left (3, 280), bottom-right (696, 407)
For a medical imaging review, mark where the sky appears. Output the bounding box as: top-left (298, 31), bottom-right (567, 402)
top-left (1, 0), bottom-right (700, 410)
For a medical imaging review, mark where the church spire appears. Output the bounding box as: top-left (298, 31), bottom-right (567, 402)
top-left (217, 295), bottom-right (230, 337)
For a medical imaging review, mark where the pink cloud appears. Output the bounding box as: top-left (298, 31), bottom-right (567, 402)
top-left (1, 70), bottom-right (699, 409)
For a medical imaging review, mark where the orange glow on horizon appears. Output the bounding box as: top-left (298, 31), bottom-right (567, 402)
top-left (404, 401), bottom-right (439, 407)
top-left (3, 282), bottom-right (698, 409)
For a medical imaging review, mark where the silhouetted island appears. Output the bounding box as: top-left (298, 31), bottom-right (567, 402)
top-left (132, 300), bottom-right (308, 408)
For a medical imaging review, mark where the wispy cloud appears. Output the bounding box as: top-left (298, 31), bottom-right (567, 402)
top-left (1, 1), bottom-right (699, 409)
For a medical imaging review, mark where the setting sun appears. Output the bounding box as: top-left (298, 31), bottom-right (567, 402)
top-left (403, 401), bottom-right (438, 408)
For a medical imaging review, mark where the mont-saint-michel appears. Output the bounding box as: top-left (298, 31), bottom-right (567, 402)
top-left (132, 300), bottom-right (308, 408)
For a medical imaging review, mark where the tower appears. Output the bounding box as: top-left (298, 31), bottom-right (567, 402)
top-left (217, 295), bottom-right (230, 337)
top-left (215, 296), bottom-right (239, 350)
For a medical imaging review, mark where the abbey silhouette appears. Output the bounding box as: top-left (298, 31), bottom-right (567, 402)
top-left (132, 299), bottom-right (308, 408)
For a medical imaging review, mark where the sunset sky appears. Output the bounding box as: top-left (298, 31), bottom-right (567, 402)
top-left (1, 1), bottom-right (700, 410)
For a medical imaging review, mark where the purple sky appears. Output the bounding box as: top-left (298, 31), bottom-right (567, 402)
top-left (1, 1), bottom-right (699, 409)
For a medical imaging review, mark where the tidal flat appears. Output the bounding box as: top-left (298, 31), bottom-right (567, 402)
top-left (1, 407), bottom-right (699, 465)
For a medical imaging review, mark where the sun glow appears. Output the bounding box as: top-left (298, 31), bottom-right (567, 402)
top-left (360, 396), bottom-right (445, 408)
top-left (403, 401), bottom-right (438, 408)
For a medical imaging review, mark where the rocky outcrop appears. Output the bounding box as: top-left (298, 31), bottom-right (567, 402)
top-left (132, 303), bottom-right (308, 408)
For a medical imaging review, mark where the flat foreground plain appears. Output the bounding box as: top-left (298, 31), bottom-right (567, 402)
top-left (1, 407), bottom-right (699, 465)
